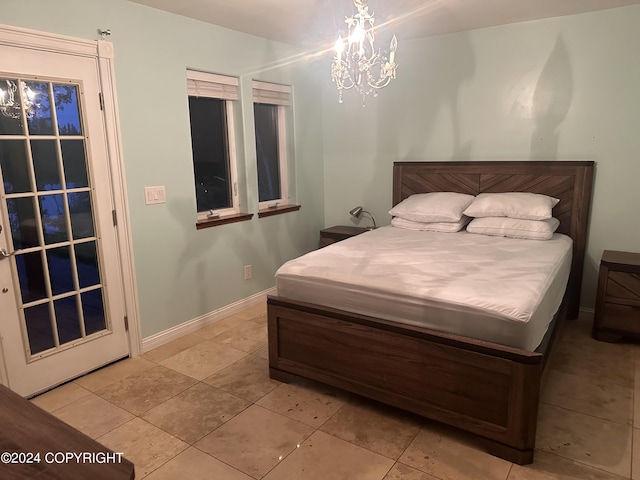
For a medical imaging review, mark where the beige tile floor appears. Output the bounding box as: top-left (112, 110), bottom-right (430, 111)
top-left (31, 305), bottom-right (640, 479)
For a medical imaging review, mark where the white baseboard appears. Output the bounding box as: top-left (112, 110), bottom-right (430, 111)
top-left (141, 287), bottom-right (276, 354)
top-left (577, 306), bottom-right (594, 321)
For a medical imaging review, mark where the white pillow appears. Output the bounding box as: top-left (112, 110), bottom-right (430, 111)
top-left (391, 216), bottom-right (471, 233)
top-left (389, 192), bottom-right (475, 223)
top-left (466, 217), bottom-right (560, 240)
top-left (463, 192), bottom-right (559, 220)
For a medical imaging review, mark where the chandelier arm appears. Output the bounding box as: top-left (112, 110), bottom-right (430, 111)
top-left (332, 59), bottom-right (359, 91)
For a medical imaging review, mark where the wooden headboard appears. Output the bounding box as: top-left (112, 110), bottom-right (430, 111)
top-left (393, 161), bottom-right (595, 318)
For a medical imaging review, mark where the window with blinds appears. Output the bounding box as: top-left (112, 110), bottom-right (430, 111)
top-left (187, 70), bottom-right (239, 221)
top-left (252, 81), bottom-right (292, 209)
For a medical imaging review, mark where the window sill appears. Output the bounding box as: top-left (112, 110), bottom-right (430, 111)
top-left (196, 212), bottom-right (253, 230)
top-left (258, 204), bottom-right (301, 218)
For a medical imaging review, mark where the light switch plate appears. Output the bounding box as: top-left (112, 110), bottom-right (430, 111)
top-left (144, 186), bottom-right (166, 205)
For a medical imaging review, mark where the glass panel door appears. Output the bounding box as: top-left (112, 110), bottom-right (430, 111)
top-left (0, 32), bottom-right (130, 397)
top-left (1, 77), bottom-right (108, 360)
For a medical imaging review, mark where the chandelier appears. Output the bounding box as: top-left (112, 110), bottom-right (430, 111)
top-left (0, 79), bottom-right (37, 119)
top-left (331, 0), bottom-right (398, 105)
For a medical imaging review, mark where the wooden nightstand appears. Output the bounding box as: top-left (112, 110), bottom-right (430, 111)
top-left (319, 225), bottom-right (369, 248)
top-left (592, 250), bottom-right (640, 342)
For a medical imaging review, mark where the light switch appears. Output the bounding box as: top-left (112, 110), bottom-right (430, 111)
top-left (144, 186), bottom-right (166, 205)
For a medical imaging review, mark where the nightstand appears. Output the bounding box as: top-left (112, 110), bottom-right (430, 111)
top-left (592, 250), bottom-right (640, 342)
top-left (319, 225), bottom-right (369, 248)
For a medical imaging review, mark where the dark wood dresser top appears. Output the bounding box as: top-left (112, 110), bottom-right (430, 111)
top-left (320, 225), bottom-right (370, 236)
top-left (0, 384), bottom-right (135, 480)
top-left (602, 250), bottom-right (640, 269)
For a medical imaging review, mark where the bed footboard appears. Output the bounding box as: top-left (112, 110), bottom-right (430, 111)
top-left (267, 295), bottom-right (544, 465)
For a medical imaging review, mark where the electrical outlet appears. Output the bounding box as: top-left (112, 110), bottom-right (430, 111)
top-left (244, 265), bottom-right (252, 280)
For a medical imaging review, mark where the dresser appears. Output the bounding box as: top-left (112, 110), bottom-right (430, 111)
top-left (0, 384), bottom-right (135, 480)
top-left (319, 226), bottom-right (369, 248)
top-left (592, 250), bottom-right (640, 341)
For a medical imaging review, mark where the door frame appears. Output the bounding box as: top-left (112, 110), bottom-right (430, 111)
top-left (0, 25), bottom-right (142, 373)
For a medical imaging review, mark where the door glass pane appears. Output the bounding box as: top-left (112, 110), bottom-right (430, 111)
top-left (0, 78), bottom-right (24, 135)
top-left (25, 81), bottom-right (53, 136)
top-left (82, 289), bottom-right (105, 335)
top-left (55, 296), bottom-right (82, 344)
top-left (16, 252), bottom-right (47, 303)
top-left (75, 241), bottom-right (99, 288)
top-left (32, 140), bottom-right (60, 191)
top-left (68, 192), bottom-right (94, 239)
top-left (0, 140), bottom-right (30, 193)
top-left (54, 84), bottom-right (82, 135)
top-left (47, 246), bottom-right (74, 295)
top-left (39, 194), bottom-right (68, 244)
top-left (7, 197), bottom-right (39, 249)
top-left (61, 140), bottom-right (88, 188)
top-left (24, 303), bottom-right (55, 355)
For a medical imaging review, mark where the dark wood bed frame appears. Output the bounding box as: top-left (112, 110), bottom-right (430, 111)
top-left (267, 161), bottom-right (594, 464)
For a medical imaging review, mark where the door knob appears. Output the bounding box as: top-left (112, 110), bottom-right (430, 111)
top-left (0, 248), bottom-right (18, 258)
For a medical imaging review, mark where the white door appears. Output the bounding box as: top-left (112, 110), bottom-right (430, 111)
top-left (0, 39), bottom-right (130, 397)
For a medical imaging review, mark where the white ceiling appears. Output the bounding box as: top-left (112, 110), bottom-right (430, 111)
top-left (130, 0), bottom-right (640, 46)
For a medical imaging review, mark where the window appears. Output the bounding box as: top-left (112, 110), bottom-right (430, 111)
top-left (252, 81), bottom-right (294, 212)
top-left (187, 71), bottom-right (240, 222)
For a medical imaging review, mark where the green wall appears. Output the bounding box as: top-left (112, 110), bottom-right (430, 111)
top-left (2, 0), bottom-right (326, 337)
top-left (4, 0), bottom-right (638, 338)
top-left (322, 5), bottom-right (640, 307)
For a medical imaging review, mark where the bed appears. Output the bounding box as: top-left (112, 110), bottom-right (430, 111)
top-left (267, 161), bottom-right (594, 464)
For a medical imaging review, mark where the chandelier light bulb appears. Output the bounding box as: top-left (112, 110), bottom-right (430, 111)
top-left (334, 36), bottom-right (344, 59)
top-left (351, 24), bottom-right (365, 46)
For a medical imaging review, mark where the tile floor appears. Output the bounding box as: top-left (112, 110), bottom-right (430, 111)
top-left (31, 304), bottom-right (640, 480)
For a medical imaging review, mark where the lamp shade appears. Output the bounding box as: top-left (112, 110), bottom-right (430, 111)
top-left (349, 206), bottom-right (363, 218)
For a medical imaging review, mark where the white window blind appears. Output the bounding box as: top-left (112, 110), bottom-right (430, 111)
top-left (252, 80), bottom-right (291, 106)
top-left (187, 70), bottom-right (238, 101)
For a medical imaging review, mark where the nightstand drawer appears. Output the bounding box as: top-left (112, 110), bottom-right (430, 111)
top-left (602, 303), bottom-right (640, 334)
top-left (320, 237), bottom-right (337, 248)
top-left (606, 271), bottom-right (640, 300)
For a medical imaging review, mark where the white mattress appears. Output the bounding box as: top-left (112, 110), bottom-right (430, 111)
top-left (275, 226), bottom-right (573, 351)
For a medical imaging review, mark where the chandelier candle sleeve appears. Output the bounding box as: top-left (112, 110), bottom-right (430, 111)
top-left (331, 0), bottom-right (398, 104)
top-left (389, 35), bottom-right (397, 64)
